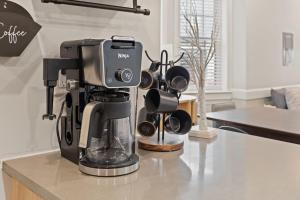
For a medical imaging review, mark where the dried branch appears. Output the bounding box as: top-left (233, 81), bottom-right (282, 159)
top-left (182, 6), bottom-right (219, 91)
top-left (180, 1), bottom-right (220, 131)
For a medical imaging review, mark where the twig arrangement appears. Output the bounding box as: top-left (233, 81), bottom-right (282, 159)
top-left (182, 3), bottom-right (219, 131)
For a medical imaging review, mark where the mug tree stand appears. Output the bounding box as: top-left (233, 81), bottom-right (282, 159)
top-left (137, 50), bottom-right (185, 152)
top-left (138, 133), bottom-right (184, 152)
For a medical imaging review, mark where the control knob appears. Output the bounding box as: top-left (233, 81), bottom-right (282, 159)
top-left (115, 68), bottom-right (133, 83)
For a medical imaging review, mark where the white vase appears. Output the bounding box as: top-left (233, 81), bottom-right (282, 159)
top-left (189, 126), bottom-right (218, 139)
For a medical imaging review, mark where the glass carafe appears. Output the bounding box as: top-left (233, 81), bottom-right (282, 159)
top-left (79, 92), bottom-right (139, 176)
top-left (86, 117), bottom-right (133, 166)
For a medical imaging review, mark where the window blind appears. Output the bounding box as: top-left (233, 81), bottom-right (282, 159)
top-left (179, 0), bottom-right (223, 91)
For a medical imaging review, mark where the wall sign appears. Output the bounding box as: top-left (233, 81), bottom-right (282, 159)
top-left (283, 32), bottom-right (294, 67)
top-left (0, 0), bottom-right (41, 57)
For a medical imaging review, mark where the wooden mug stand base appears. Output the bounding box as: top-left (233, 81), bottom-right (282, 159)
top-left (138, 133), bottom-right (184, 152)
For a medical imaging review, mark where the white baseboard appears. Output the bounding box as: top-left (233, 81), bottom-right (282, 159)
top-left (232, 88), bottom-right (270, 100)
top-left (206, 91), bottom-right (233, 101)
top-left (184, 91), bottom-right (233, 101)
top-left (232, 85), bottom-right (300, 100)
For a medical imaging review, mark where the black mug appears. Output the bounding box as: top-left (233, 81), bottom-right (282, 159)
top-left (137, 107), bottom-right (159, 137)
top-left (139, 71), bottom-right (159, 90)
top-left (145, 89), bottom-right (178, 113)
top-left (165, 66), bottom-right (190, 92)
top-left (164, 110), bottom-right (192, 135)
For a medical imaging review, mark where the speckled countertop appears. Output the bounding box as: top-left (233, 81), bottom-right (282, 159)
top-left (3, 131), bottom-right (300, 200)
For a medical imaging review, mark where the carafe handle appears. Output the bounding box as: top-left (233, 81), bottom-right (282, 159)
top-left (79, 102), bottom-right (103, 148)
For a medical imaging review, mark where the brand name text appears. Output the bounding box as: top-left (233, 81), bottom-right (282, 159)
top-left (118, 53), bottom-right (130, 59)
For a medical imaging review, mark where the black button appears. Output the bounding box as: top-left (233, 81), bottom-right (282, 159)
top-left (116, 68), bottom-right (133, 83)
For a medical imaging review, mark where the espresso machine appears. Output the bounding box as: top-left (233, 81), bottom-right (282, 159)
top-left (42, 36), bottom-right (143, 176)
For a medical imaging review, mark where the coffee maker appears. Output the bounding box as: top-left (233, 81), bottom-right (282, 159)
top-left (42, 36), bottom-right (143, 176)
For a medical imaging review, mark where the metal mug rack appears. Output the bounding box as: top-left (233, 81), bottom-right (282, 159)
top-left (144, 50), bottom-right (185, 143)
top-left (41, 0), bottom-right (150, 15)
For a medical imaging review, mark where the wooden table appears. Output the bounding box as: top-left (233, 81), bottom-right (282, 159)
top-left (207, 107), bottom-right (300, 144)
top-left (3, 131), bottom-right (300, 200)
top-left (178, 95), bottom-right (197, 125)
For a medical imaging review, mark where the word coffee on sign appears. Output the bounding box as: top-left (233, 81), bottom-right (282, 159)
top-left (0, 21), bottom-right (27, 44)
top-left (0, 0), bottom-right (41, 57)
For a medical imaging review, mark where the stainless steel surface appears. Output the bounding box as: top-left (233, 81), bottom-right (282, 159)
top-left (3, 131), bottom-right (300, 200)
top-left (79, 162), bottom-right (139, 177)
top-left (82, 43), bottom-right (104, 86)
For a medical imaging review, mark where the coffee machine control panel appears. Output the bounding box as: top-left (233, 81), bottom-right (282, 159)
top-left (101, 39), bottom-right (143, 88)
top-left (82, 38), bottom-right (143, 88)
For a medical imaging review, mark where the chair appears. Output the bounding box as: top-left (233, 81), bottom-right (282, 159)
top-left (218, 126), bottom-right (248, 134)
top-left (211, 102), bottom-right (236, 112)
top-left (210, 102), bottom-right (248, 134)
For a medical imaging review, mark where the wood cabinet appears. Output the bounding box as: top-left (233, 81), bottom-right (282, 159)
top-left (3, 172), bottom-right (42, 200)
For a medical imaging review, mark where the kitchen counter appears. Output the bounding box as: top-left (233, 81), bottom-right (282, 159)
top-left (3, 131), bottom-right (300, 200)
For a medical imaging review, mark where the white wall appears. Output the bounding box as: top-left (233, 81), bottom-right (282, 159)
top-left (232, 0), bottom-right (300, 100)
top-left (0, 0), bottom-right (160, 198)
top-left (230, 0), bottom-right (247, 90)
top-left (161, 0), bottom-right (178, 58)
top-left (246, 0), bottom-right (300, 89)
